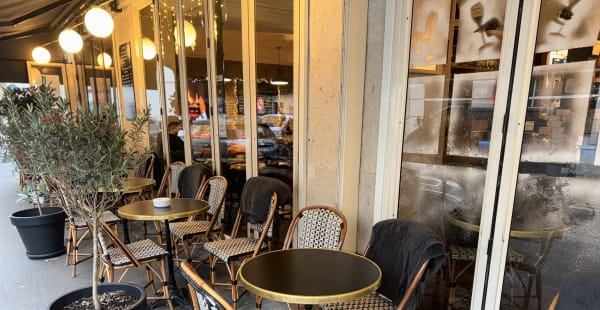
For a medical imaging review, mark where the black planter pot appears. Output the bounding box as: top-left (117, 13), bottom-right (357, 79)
top-left (9, 206), bottom-right (67, 259)
top-left (49, 283), bottom-right (147, 310)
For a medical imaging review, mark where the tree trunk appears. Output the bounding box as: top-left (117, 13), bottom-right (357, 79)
top-left (92, 221), bottom-right (100, 310)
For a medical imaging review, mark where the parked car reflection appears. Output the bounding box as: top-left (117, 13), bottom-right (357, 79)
top-left (191, 122), bottom-right (291, 164)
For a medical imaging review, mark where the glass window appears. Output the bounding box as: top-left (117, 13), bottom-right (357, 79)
top-left (398, 0), bottom-right (508, 308)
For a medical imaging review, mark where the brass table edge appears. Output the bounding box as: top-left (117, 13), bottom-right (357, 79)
top-left (238, 249), bottom-right (382, 305)
top-left (447, 215), bottom-right (569, 239)
top-left (117, 199), bottom-right (208, 221)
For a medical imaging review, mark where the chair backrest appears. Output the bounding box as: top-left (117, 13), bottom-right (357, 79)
top-left (178, 164), bottom-right (212, 199)
top-left (365, 219), bottom-right (446, 309)
top-left (169, 161), bottom-right (186, 196)
top-left (196, 176), bottom-right (228, 237)
top-left (180, 262), bottom-right (234, 310)
top-left (239, 176), bottom-right (290, 224)
top-left (202, 176), bottom-right (228, 218)
top-left (282, 205), bottom-right (347, 250)
top-left (156, 161), bottom-right (186, 197)
top-left (230, 192), bottom-right (278, 257)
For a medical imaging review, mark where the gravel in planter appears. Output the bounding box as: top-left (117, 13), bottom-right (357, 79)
top-left (63, 290), bottom-right (138, 310)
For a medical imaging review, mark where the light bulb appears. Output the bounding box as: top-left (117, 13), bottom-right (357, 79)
top-left (142, 38), bottom-right (156, 60)
top-left (32, 47), bottom-right (51, 64)
top-left (97, 52), bottom-right (112, 68)
top-left (58, 29), bottom-right (83, 53)
top-left (84, 7), bottom-right (114, 38)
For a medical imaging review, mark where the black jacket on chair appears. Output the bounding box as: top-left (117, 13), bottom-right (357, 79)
top-left (366, 219), bottom-right (447, 309)
top-left (241, 176), bottom-right (290, 224)
top-left (177, 164), bottom-right (213, 198)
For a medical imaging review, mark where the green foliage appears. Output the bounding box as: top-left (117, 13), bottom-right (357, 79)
top-left (0, 84), bottom-right (149, 309)
top-left (0, 83), bottom-right (149, 221)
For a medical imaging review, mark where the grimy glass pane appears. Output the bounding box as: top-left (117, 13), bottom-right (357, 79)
top-left (156, 0), bottom-right (184, 165)
top-left (210, 0), bottom-right (246, 231)
top-left (504, 1), bottom-right (600, 309)
top-left (398, 0), bottom-right (507, 308)
top-left (180, 0), bottom-right (211, 166)
top-left (254, 0), bottom-right (293, 194)
top-left (139, 4), bottom-right (161, 155)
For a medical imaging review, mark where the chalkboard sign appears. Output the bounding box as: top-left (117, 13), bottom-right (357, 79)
top-left (119, 42), bottom-right (136, 120)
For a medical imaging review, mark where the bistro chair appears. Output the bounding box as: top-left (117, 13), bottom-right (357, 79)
top-left (155, 161), bottom-right (187, 198)
top-left (97, 222), bottom-right (172, 309)
top-left (135, 152), bottom-right (156, 179)
top-left (180, 261), bottom-right (234, 310)
top-left (65, 211), bottom-right (120, 278)
top-left (204, 176), bottom-right (290, 305)
top-left (321, 219), bottom-right (447, 310)
top-left (147, 162), bottom-right (210, 242)
top-left (255, 205), bottom-right (348, 308)
top-left (43, 176), bottom-right (120, 278)
top-left (170, 176), bottom-right (228, 263)
top-left (176, 163), bottom-right (213, 199)
top-left (282, 205), bottom-right (347, 250)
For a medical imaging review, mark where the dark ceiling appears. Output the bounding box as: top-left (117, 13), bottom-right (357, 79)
top-left (0, 0), bottom-right (98, 42)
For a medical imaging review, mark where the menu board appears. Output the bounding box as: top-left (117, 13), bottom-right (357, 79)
top-left (119, 42), bottom-right (136, 120)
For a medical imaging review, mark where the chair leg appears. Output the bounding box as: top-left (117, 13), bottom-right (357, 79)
top-left (65, 225), bottom-right (74, 266)
top-left (208, 253), bottom-right (217, 285)
top-left (229, 261), bottom-right (238, 303)
top-left (256, 295), bottom-right (263, 309)
top-left (159, 259), bottom-right (173, 310)
top-left (145, 266), bottom-right (158, 295)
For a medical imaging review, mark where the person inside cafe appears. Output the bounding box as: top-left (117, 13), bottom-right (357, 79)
top-left (167, 120), bottom-right (185, 163)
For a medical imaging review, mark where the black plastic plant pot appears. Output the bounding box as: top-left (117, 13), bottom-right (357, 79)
top-left (49, 283), bottom-right (148, 310)
top-left (9, 206), bottom-right (67, 259)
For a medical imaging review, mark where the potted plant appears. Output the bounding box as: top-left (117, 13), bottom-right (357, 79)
top-left (1, 84), bottom-right (149, 309)
top-left (0, 85), bottom-right (67, 259)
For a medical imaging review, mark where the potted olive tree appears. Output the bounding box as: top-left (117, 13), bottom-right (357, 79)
top-left (1, 84), bottom-right (150, 309)
top-left (0, 85), bottom-right (67, 259)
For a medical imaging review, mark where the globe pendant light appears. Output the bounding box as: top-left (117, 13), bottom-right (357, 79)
top-left (174, 21), bottom-right (197, 48)
top-left (84, 7), bottom-right (114, 38)
top-left (97, 52), bottom-right (112, 68)
top-left (59, 29), bottom-right (83, 53)
top-left (32, 46), bottom-right (51, 64)
top-left (142, 37), bottom-right (157, 60)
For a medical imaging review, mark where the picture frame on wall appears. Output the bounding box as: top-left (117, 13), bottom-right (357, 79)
top-left (118, 42), bottom-right (136, 121)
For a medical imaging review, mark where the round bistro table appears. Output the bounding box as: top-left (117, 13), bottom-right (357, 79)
top-left (239, 248), bottom-right (382, 305)
top-left (118, 198), bottom-right (209, 307)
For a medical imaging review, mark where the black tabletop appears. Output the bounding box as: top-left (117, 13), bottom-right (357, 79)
top-left (239, 248), bottom-right (381, 304)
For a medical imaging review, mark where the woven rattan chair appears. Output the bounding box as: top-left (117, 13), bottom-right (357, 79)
top-left (97, 222), bottom-right (172, 308)
top-left (44, 176), bottom-right (120, 278)
top-left (148, 162), bottom-right (209, 242)
top-left (255, 205), bottom-right (348, 308)
top-left (204, 176), bottom-right (289, 304)
top-left (154, 161), bottom-right (186, 198)
top-left (282, 205), bottom-right (347, 250)
top-left (321, 219), bottom-right (447, 310)
top-left (180, 261), bottom-right (234, 310)
top-left (65, 211), bottom-right (120, 277)
top-left (170, 176), bottom-right (227, 263)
